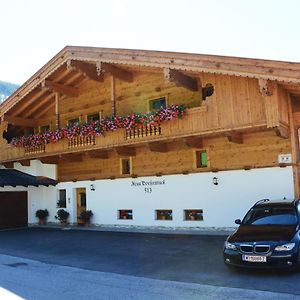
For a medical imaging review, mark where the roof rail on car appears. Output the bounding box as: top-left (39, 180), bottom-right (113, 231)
top-left (254, 199), bottom-right (270, 205)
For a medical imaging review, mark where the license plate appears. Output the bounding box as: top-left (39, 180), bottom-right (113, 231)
top-left (242, 255), bottom-right (267, 263)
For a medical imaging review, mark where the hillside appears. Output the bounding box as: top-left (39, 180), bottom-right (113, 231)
top-left (0, 80), bottom-right (19, 103)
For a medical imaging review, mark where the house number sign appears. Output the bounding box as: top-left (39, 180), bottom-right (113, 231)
top-left (131, 179), bottom-right (166, 193)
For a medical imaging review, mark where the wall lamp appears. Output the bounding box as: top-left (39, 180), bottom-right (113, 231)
top-left (213, 177), bottom-right (218, 185)
top-left (90, 184), bottom-right (95, 191)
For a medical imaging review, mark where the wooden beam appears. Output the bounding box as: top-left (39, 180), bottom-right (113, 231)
top-left (184, 137), bottom-right (203, 148)
top-left (43, 80), bottom-right (79, 97)
top-left (18, 160), bottom-right (31, 166)
top-left (39, 156), bottom-right (59, 164)
top-left (23, 93), bottom-right (54, 118)
top-left (60, 153), bottom-right (83, 162)
top-left (226, 132), bottom-right (243, 144)
top-left (258, 79), bottom-right (274, 96)
top-left (3, 115), bottom-right (38, 127)
top-left (115, 147), bottom-right (136, 156)
top-left (88, 150), bottom-right (109, 159)
top-left (11, 89), bottom-right (46, 116)
top-left (275, 124), bottom-right (289, 139)
top-left (164, 68), bottom-right (199, 91)
top-left (34, 100), bottom-right (55, 119)
top-left (67, 60), bottom-right (104, 82)
top-left (148, 142), bottom-right (170, 153)
top-left (2, 162), bottom-right (14, 168)
top-left (99, 62), bottom-right (133, 82)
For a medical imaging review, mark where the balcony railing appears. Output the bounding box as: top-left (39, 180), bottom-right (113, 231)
top-left (68, 135), bottom-right (96, 149)
top-left (25, 144), bottom-right (46, 156)
top-left (125, 124), bottom-right (161, 140)
top-left (0, 105), bottom-right (268, 163)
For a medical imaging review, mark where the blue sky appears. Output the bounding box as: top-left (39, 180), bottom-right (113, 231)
top-left (1, 0), bottom-right (300, 84)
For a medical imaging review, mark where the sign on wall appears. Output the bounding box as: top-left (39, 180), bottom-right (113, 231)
top-left (131, 179), bottom-right (166, 193)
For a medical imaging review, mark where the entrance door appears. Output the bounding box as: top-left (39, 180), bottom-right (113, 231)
top-left (76, 188), bottom-right (86, 224)
top-left (0, 191), bottom-right (28, 229)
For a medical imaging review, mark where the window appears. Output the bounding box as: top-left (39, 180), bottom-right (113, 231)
top-left (121, 158), bottom-right (131, 175)
top-left (68, 118), bottom-right (80, 127)
top-left (26, 128), bottom-right (34, 136)
top-left (184, 209), bottom-right (204, 221)
top-left (243, 207), bottom-right (297, 225)
top-left (87, 113), bottom-right (100, 123)
top-left (40, 125), bottom-right (50, 133)
top-left (79, 192), bottom-right (86, 207)
top-left (57, 189), bottom-right (66, 208)
top-left (118, 210), bottom-right (133, 220)
top-left (149, 97), bottom-right (166, 111)
top-left (156, 210), bottom-right (172, 220)
top-left (196, 150), bottom-right (208, 168)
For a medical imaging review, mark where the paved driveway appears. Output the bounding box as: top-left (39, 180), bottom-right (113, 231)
top-left (0, 227), bottom-right (299, 295)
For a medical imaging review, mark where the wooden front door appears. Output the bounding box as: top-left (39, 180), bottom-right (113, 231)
top-left (0, 191), bottom-right (28, 229)
top-left (76, 188), bottom-right (86, 224)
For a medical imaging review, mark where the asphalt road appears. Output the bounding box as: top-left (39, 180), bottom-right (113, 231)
top-left (0, 228), bottom-right (300, 296)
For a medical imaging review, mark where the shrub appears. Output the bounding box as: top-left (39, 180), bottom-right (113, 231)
top-left (35, 209), bottom-right (49, 220)
top-left (55, 209), bottom-right (70, 222)
top-left (79, 210), bottom-right (93, 223)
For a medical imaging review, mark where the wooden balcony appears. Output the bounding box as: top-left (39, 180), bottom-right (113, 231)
top-left (125, 124), bottom-right (162, 140)
top-left (0, 106), bottom-right (269, 164)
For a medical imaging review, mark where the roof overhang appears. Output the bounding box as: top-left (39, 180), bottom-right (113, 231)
top-left (0, 169), bottom-right (56, 187)
top-left (2, 46), bottom-right (300, 117)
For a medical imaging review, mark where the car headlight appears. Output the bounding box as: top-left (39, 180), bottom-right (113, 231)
top-left (274, 243), bottom-right (295, 251)
top-left (225, 241), bottom-right (237, 250)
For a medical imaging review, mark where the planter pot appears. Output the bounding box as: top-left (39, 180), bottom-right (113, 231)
top-left (60, 220), bottom-right (68, 227)
top-left (38, 219), bottom-right (47, 225)
top-left (84, 222), bottom-right (90, 227)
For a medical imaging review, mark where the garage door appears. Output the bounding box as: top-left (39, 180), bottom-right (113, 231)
top-left (0, 192), bottom-right (28, 229)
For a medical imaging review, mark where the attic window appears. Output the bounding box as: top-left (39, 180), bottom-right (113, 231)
top-left (202, 84), bottom-right (214, 100)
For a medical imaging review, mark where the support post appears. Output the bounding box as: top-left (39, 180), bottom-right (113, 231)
top-left (111, 75), bottom-right (116, 116)
top-left (55, 93), bottom-right (60, 129)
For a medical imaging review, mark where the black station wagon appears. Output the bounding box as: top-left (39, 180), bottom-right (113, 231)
top-left (223, 199), bottom-right (300, 269)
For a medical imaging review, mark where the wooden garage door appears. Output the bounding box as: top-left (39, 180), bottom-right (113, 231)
top-left (0, 192), bottom-right (28, 229)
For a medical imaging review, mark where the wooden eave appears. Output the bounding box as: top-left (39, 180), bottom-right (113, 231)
top-left (2, 46), bottom-right (300, 117)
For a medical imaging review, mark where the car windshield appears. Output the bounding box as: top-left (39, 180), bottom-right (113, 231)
top-left (243, 207), bottom-right (297, 225)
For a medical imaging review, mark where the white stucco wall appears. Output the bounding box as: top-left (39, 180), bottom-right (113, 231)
top-left (57, 166), bottom-right (294, 228)
top-left (0, 166), bottom-right (295, 228)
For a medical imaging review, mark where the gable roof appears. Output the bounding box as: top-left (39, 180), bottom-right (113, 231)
top-left (2, 46), bottom-right (300, 116)
top-left (0, 169), bottom-right (56, 187)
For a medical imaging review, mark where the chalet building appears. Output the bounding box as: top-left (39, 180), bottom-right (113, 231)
top-left (0, 46), bottom-right (299, 229)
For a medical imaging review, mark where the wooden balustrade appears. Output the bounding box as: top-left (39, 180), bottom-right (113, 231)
top-left (125, 124), bottom-right (162, 140)
top-left (24, 144), bottom-right (46, 155)
top-left (0, 106), bottom-right (269, 163)
top-left (68, 135), bottom-right (96, 149)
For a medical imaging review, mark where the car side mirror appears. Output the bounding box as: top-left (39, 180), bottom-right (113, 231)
top-left (235, 219), bottom-right (242, 225)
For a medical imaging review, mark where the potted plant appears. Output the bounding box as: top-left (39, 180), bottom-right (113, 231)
top-left (79, 210), bottom-right (93, 227)
top-left (35, 209), bottom-right (49, 225)
top-left (55, 209), bottom-right (70, 226)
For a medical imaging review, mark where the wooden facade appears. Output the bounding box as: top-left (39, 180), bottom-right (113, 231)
top-left (0, 47), bottom-right (299, 194)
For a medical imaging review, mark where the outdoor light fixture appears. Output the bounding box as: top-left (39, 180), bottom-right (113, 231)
top-left (213, 177), bottom-right (218, 185)
top-left (90, 184), bottom-right (95, 191)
